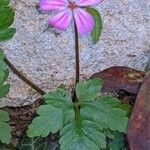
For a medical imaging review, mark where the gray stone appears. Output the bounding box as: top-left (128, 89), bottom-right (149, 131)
top-left (0, 0), bottom-right (150, 107)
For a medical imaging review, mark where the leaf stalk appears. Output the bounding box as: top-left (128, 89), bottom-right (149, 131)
top-left (74, 21), bottom-right (80, 84)
top-left (4, 57), bottom-right (45, 95)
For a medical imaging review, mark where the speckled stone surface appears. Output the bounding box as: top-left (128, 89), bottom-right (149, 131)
top-left (0, 0), bottom-right (150, 107)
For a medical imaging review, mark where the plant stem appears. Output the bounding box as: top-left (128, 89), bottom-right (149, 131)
top-left (74, 21), bottom-right (80, 84)
top-left (73, 21), bottom-right (81, 118)
top-left (4, 57), bottom-right (45, 95)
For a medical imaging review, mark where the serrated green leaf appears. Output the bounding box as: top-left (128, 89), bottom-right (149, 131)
top-left (80, 97), bottom-right (128, 132)
top-left (0, 0), bottom-right (9, 7)
top-left (60, 120), bottom-right (106, 150)
top-left (76, 78), bottom-right (102, 102)
top-left (0, 7), bottom-right (14, 31)
top-left (0, 110), bottom-right (11, 144)
top-left (44, 88), bottom-right (73, 108)
top-left (27, 79), bottom-right (129, 150)
top-left (27, 89), bottom-right (75, 138)
top-left (86, 7), bottom-right (103, 44)
top-left (0, 28), bottom-right (16, 41)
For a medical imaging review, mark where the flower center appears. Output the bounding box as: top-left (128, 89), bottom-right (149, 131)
top-left (68, 2), bottom-right (76, 10)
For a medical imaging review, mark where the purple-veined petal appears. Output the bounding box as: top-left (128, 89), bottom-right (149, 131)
top-left (73, 8), bottom-right (95, 34)
top-left (49, 10), bottom-right (73, 30)
top-left (40, 0), bottom-right (68, 11)
top-left (76, 0), bottom-right (102, 6)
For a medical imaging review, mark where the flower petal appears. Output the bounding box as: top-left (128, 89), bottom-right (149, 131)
top-left (76, 0), bottom-right (102, 6)
top-left (40, 0), bottom-right (68, 11)
top-left (73, 8), bottom-right (95, 34)
top-left (49, 10), bottom-right (72, 30)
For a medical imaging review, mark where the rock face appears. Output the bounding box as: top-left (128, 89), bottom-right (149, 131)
top-left (0, 0), bottom-right (150, 107)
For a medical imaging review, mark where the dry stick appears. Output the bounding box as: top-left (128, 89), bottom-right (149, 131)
top-left (74, 21), bottom-right (80, 84)
top-left (4, 57), bottom-right (45, 95)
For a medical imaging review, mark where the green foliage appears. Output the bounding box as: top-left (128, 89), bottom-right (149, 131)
top-left (27, 79), bottom-right (129, 150)
top-left (17, 136), bottom-right (59, 150)
top-left (0, 50), bottom-right (11, 144)
top-left (0, 0), bottom-right (15, 145)
top-left (86, 7), bottom-right (103, 44)
top-left (0, 1), bottom-right (16, 41)
top-left (80, 96), bottom-right (128, 133)
top-left (0, 110), bottom-right (11, 144)
top-left (60, 120), bottom-right (106, 150)
top-left (106, 132), bottom-right (127, 150)
top-left (27, 89), bottom-right (75, 137)
top-left (0, 50), bottom-right (10, 98)
top-left (0, 0), bottom-right (9, 7)
top-left (76, 78), bottom-right (102, 102)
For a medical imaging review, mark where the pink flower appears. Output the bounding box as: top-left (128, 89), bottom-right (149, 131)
top-left (40, 0), bottom-right (102, 34)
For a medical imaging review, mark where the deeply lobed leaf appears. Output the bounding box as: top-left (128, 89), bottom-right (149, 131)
top-left (44, 88), bottom-right (73, 107)
top-left (27, 89), bottom-right (75, 138)
top-left (27, 79), bottom-right (129, 150)
top-left (76, 78), bottom-right (102, 102)
top-left (60, 120), bottom-right (106, 150)
top-left (80, 96), bottom-right (128, 133)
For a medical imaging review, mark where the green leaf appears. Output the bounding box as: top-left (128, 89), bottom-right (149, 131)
top-left (116, 103), bottom-right (132, 117)
top-left (0, 0), bottom-right (9, 7)
top-left (0, 50), bottom-right (5, 60)
top-left (0, 110), bottom-right (11, 144)
top-left (0, 60), bottom-right (7, 71)
top-left (76, 78), bottom-right (102, 102)
top-left (86, 7), bottom-right (103, 44)
top-left (107, 132), bottom-right (126, 150)
top-left (17, 136), bottom-right (59, 150)
top-left (60, 120), bottom-right (106, 150)
top-left (0, 50), bottom-right (10, 98)
top-left (27, 89), bottom-right (75, 138)
top-left (0, 69), bottom-right (9, 85)
top-left (0, 28), bottom-right (16, 41)
top-left (0, 84), bottom-right (10, 99)
top-left (0, 7), bottom-right (14, 31)
top-left (44, 88), bottom-right (73, 108)
top-left (80, 95), bottom-right (128, 133)
top-left (27, 79), bottom-right (129, 150)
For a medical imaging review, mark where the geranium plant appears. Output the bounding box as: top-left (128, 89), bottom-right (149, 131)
top-left (26, 0), bottom-right (129, 149)
top-left (0, 0), bottom-right (131, 149)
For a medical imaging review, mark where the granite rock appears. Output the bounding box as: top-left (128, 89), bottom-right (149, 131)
top-left (0, 0), bottom-right (150, 107)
